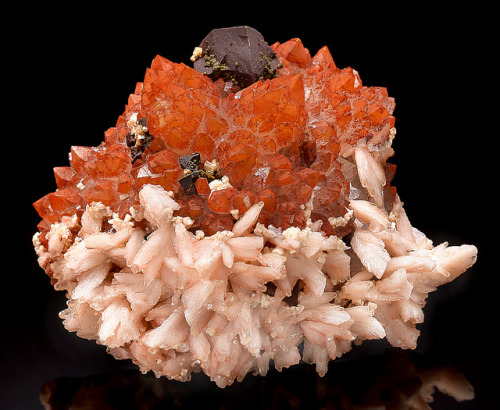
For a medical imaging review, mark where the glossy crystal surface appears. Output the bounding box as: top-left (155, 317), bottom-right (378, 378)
top-left (34, 37), bottom-right (395, 244)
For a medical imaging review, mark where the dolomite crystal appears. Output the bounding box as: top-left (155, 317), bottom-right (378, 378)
top-left (33, 28), bottom-right (477, 387)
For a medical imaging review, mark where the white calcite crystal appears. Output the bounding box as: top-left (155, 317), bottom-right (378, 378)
top-left (33, 141), bottom-right (477, 388)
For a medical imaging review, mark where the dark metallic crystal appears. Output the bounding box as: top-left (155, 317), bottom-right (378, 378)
top-left (193, 26), bottom-right (280, 89)
top-left (179, 173), bottom-right (198, 196)
top-left (179, 153), bottom-right (201, 170)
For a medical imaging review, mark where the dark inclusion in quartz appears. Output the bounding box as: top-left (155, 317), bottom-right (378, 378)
top-left (193, 26), bottom-right (281, 89)
top-left (178, 153), bottom-right (201, 171)
top-left (178, 153), bottom-right (201, 196)
top-left (126, 118), bottom-right (154, 163)
top-left (178, 153), bottom-right (222, 196)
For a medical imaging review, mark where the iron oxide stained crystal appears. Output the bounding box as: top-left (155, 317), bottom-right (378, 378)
top-left (33, 26), bottom-right (477, 388)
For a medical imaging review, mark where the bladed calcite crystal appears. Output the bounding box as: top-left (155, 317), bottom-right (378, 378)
top-left (33, 27), bottom-right (477, 388)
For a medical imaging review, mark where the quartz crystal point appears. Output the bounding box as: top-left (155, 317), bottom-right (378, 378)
top-left (33, 27), bottom-right (477, 388)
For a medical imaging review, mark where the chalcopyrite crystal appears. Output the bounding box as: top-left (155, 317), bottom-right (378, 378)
top-left (33, 26), bottom-right (478, 387)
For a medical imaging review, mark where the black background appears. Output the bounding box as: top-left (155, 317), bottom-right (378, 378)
top-left (3, 3), bottom-right (497, 409)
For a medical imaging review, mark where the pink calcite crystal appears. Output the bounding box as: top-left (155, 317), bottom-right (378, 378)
top-left (32, 27), bottom-right (477, 388)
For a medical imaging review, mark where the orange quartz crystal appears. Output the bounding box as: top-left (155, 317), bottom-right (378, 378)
top-left (33, 36), bottom-right (395, 245)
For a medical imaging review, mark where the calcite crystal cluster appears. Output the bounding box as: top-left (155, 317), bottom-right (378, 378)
top-left (33, 26), bottom-right (477, 387)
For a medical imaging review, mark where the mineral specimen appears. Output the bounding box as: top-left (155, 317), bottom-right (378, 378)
top-left (33, 26), bottom-right (477, 388)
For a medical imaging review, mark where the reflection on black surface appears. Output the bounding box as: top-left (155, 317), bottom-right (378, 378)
top-left (40, 349), bottom-right (474, 410)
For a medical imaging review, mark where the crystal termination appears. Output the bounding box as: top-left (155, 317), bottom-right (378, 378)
top-left (33, 28), bottom-right (477, 388)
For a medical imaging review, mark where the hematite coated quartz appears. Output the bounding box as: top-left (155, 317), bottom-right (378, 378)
top-left (32, 28), bottom-right (477, 390)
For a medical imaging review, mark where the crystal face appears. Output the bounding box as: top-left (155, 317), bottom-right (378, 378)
top-left (33, 36), bottom-right (395, 242)
top-left (193, 26), bottom-right (281, 88)
top-left (33, 29), bottom-right (477, 388)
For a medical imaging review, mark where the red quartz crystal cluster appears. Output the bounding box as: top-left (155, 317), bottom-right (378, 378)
top-left (34, 37), bottom-right (395, 245)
